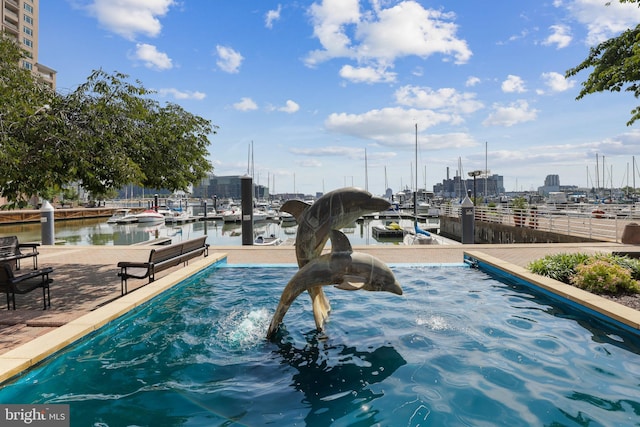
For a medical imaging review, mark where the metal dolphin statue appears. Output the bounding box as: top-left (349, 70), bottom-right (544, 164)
top-left (266, 230), bottom-right (402, 340)
top-left (280, 187), bottom-right (391, 330)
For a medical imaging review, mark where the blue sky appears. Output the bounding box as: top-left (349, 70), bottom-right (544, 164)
top-left (39, 1), bottom-right (640, 196)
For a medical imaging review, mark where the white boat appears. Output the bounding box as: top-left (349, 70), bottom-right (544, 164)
top-left (253, 209), bottom-right (268, 222)
top-left (254, 234), bottom-right (282, 246)
top-left (134, 209), bottom-right (165, 224)
top-left (161, 208), bottom-right (192, 223)
top-left (403, 230), bottom-right (434, 245)
top-left (222, 207), bottom-right (241, 222)
top-left (107, 208), bottom-right (138, 224)
top-left (279, 211), bottom-right (297, 225)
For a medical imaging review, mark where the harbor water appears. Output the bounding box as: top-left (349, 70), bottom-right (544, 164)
top-left (0, 216), bottom-right (441, 246)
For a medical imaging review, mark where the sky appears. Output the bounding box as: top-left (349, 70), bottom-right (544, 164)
top-left (37, 0), bottom-right (640, 197)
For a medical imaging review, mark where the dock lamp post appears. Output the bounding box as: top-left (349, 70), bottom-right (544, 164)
top-left (468, 170), bottom-right (483, 206)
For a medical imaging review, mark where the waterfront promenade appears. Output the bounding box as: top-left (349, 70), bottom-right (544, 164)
top-left (0, 241), bottom-right (639, 383)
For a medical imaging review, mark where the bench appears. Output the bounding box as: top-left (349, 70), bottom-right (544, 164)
top-left (117, 236), bottom-right (209, 295)
top-left (0, 263), bottom-right (53, 310)
top-left (0, 236), bottom-right (39, 270)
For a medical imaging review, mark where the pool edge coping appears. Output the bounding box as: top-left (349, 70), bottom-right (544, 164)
top-left (464, 250), bottom-right (640, 332)
top-left (0, 252), bottom-right (228, 385)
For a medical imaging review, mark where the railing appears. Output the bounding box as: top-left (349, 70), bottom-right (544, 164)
top-left (438, 203), bottom-right (640, 243)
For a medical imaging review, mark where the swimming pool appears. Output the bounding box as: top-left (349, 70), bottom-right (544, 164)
top-left (1, 264), bottom-right (639, 426)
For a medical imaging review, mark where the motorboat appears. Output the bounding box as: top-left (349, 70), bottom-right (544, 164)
top-left (161, 208), bottom-right (192, 223)
top-left (253, 209), bottom-right (268, 222)
top-left (222, 206), bottom-right (241, 222)
top-left (254, 234), bottom-right (282, 246)
top-left (279, 211), bottom-right (297, 225)
top-left (107, 208), bottom-right (138, 224)
top-left (134, 209), bottom-right (165, 224)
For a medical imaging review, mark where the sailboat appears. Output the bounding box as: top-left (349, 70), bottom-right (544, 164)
top-left (404, 123), bottom-right (434, 245)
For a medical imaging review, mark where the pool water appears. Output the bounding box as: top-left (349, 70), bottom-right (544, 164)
top-left (1, 265), bottom-right (640, 426)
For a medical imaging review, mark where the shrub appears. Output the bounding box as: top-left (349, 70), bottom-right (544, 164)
top-left (527, 253), bottom-right (590, 283)
top-left (570, 259), bottom-right (640, 295)
top-left (592, 253), bottom-right (640, 280)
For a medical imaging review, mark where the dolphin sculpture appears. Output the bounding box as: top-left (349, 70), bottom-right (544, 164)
top-left (280, 187), bottom-right (391, 330)
top-left (266, 230), bottom-right (402, 340)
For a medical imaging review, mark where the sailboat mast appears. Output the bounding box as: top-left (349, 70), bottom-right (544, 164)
top-left (414, 123), bottom-right (418, 219)
top-left (364, 147), bottom-right (368, 192)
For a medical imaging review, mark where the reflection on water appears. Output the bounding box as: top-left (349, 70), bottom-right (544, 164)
top-left (275, 332), bottom-right (406, 426)
top-left (0, 216), bottom-right (429, 246)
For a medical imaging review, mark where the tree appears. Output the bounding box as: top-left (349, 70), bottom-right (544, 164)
top-left (0, 34), bottom-right (59, 203)
top-left (566, 0), bottom-right (640, 126)
top-left (0, 34), bottom-right (216, 204)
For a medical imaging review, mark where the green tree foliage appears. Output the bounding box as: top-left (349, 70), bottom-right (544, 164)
top-left (566, 0), bottom-right (640, 126)
top-left (0, 34), bottom-right (216, 203)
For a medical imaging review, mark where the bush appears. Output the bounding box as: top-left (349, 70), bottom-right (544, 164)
top-left (571, 259), bottom-right (640, 295)
top-left (527, 252), bottom-right (640, 295)
top-left (527, 253), bottom-right (590, 283)
top-left (593, 253), bottom-right (640, 280)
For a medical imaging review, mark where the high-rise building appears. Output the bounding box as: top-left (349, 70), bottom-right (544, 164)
top-left (1, 0), bottom-right (56, 88)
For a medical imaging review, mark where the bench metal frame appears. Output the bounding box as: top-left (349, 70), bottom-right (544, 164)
top-left (117, 236), bottom-right (209, 295)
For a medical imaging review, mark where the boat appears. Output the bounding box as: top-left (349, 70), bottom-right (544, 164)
top-left (161, 207), bottom-right (193, 223)
top-left (107, 208), bottom-right (138, 224)
top-left (222, 206), bottom-right (241, 222)
top-left (134, 209), bottom-right (165, 224)
top-left (254, 234), bottom-right (282, 246)
top-left (253, 209), bottom-right (268, 222)
top-left (405, 123), bottom-right (435, 245)
top-left (279, 211), bottom-right (297, 225)
top-left (403, 224), bottom-right (434, 245)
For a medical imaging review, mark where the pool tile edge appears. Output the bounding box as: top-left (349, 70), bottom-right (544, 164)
top-left (0, 252), bottom-right (228, 385)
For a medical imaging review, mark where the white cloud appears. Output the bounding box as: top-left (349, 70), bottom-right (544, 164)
top-left (132, 43), bottom-right (172, 70)
top-left (562, 0), bottom-right (640, 45)
top-left (157, 88), bottom-right (206, 100)
top-left (501, 75), bottom-right (527, 93)
top-left (466, 76), bottom-right (481, 87)
top-left (305, 0), bottom-right (471, 78)
top-left (339, 65), bottom-right (397, 84)
top-left (85, 0), bottom-right (174, 40)
top-left (325, 107), bottom-right (455, 147)
top-left (290, 145), bottom-right (363, 160)
top-left (278, 100), bottom-right (300, 113)
top-left (543, 24), bottom-right (572, 48)
top-left (394, 85), bottom-right (483, 115)
top-left (541, 71), bottom-right (576, 92)
top-left (483, 100), bottom-right (538, 127)
top-left (266, 5), bottom-right (282, 29)
top-left (233, 97), bottom-right (258, 111)
top-left (216, 45), bottom-right (244, 73)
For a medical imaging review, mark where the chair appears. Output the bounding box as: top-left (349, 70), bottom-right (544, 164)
top-left (0, 263), bottom-right (53, 310)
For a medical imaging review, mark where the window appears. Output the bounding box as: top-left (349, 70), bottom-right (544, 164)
top-left (24, 15), bottom-right (33, 25)
top-left (22, 61), bottom-right (32, 70)
top-left (24, 27), bottom-right (32, 36)
top-left (24, 4), bottom-right (33, 13)
top-left (23, 38), bottom-right (32, 48)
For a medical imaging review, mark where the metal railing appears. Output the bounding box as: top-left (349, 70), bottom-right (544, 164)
top-left (438, 203), bottom-right (640, 243)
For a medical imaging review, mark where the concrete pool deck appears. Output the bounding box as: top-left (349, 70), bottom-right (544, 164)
top-left (0, 241), bottom-right (639, 384)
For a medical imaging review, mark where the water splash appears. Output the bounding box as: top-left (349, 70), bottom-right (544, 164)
top-left (217, 308), bottom-right (271, 351)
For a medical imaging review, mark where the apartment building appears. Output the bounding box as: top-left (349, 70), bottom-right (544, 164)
top-left (1, 0), bottom-right (56, 88)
